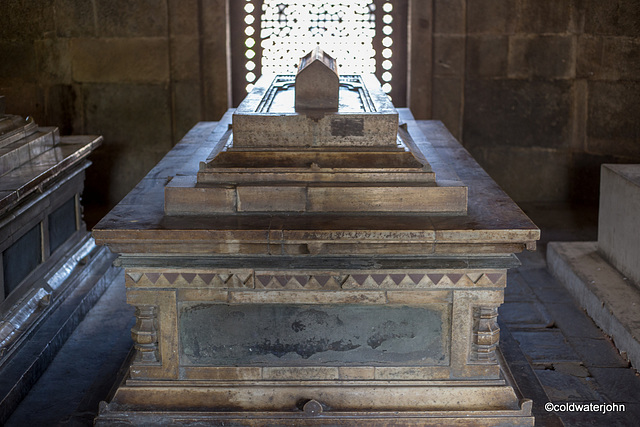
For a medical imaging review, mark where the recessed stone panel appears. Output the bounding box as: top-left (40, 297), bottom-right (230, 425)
top-left (179, 303), bottom-right (449, 366)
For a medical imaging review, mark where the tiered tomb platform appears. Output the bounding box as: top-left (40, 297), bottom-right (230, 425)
top-left (165, 74), bottom-right (467, 216)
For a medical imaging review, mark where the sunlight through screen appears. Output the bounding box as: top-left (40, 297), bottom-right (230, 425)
top-left (242, 0), bottom-right (394, 96)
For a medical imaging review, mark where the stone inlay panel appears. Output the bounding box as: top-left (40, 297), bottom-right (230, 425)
top-left (179, 303), bottom-right (449, 366)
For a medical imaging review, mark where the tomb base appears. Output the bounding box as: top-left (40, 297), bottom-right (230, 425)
top-left (0, 100), bottom-right (105, 422)
top-left (96, 351), bottom-right (532, 426)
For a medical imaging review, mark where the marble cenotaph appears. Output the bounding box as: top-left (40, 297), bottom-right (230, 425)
top-left (93, 50), bottom-right (539, 425)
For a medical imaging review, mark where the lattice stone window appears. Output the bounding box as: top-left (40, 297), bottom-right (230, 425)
top-left (231, 0), bottom-right (407, 107)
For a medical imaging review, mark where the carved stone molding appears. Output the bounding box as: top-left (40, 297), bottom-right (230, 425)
top-left (471, 306), bottom-right (500, 364)
top-left (126, 270), bottom-right (506, 290)
top-left (131, 305), bottom-right (159, 364)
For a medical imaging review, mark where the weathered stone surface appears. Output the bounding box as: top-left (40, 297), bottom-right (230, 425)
top-left (576, 36), bottom-right (602, 79)
top-left (547, 241), bottom-right (640, 370)
top-left (517, 0), bottom-right (574, 33)
top-left (168, 0), bottom-right (199, 37)
top-left (233, 74), bottom-right (398, 149)
top-left (54, 0), bottom-right (96, 37)
top-left (201, 0), bottom-right (227, 41)
top-left (201, 38), bottom-right (229, 119)
top-left (587, 81), bottom-right (640, 158)
top-left (170, 36), bottom-right (200, 81)
top-left (466, 35), bottom-right (508, 78)
top-left (499, 301), bottom-right (553, 329)
top-left (570, 337), bottom-right (631, 369)
top-left (34, 38), bottom-right (72, 84)
top-left (0, 42), bottom-right (35, 80)
top-left (307, 186), bottom-right (466, 214)
top-left (42, 84), bottom-right (79, 135)
top-left (577, 36), bottom-right (640, 80)
top-left (511, 330), bottom-right (581, 364)
top-left (95, 0), bottom-right (168, 37)
top-left (584, 0), bottom-right (640, 37)
top-left (172, 81), bottom-right (201, 142)
top-left (598, 164), bottom-right (640, 287)
top-left (432, 77), bottom-right (462, 140)
top-left (0, 0), bottom-right (55, 40)
top-left (179, 303), bottom-right (446, 366)
top-left (70, 38), bottom-right (170, 84)
top-left (237, 186), bottom-right (306, 212)
top-left (535, 369), bottom-right (602, 402)
top-left (589, 367), bottom-right (640, 403)
top-left (82, 83), bottom-right (171, 204)
top-left (468, 146), bottom-right (570, 202)
top-left (508, 35), bottom-right (575, 80)
top-left (466, 0), bottom-right (515, 34)
top-left (463, 79), bottom-right (572, 149)
top-left (433, 0), bottom-right (465, 34)
top-left (82, 83), bottom-right (172, 152)
top-left (165, 180), bottom-right (235, 215)
top-left (433, 35), bottom-right (465, 77)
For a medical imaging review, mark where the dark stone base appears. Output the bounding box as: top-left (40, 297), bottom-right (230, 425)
top-left (0, 238), bottom-right (118, 424)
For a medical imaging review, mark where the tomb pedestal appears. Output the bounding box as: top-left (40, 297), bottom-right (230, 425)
top-left (93, 71), bottom-right (538, 425)
top-left (0, 97), bottom-right (114, 421)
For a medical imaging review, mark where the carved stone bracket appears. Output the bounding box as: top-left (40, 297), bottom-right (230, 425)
top-left (471, 306), bottom-right (500, 364)
top-left (131, 305), bottom-right (159, 364)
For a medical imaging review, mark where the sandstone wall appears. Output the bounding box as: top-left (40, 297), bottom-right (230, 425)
top-left (0, 0), bottom-right (229, 215)
top-left (432, 0), bottom-right (640, 203)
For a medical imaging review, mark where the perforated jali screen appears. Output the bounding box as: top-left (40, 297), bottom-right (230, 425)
top-left (231, 0), bottom-right (407, 107)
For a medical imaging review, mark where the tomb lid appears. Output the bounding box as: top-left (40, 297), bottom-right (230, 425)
top-left (0, 102), bottom-right (103, 215)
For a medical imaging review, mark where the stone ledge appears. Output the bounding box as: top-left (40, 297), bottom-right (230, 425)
top-left (547, 241), bottom-right (640, 370)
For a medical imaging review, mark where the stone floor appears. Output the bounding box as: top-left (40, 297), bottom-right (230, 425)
top-left (5, 203), bottom-right (640, 426)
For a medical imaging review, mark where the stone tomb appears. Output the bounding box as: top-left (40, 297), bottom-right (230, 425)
top-left (93, 54), bottom-right (539, 425)
top-left (0, 97), bottom-right (114, 422)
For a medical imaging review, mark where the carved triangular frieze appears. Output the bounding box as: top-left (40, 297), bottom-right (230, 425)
top-left (466, 272), bottom-right (484, 284)
top-left (181, 273), bottom-right (197, 284)
top-left (163, 273), bottom-right (180, 284)
top-left (127, 272), bottom-right (143, 283)
top-left (144, 273), bottom-right (162, 284)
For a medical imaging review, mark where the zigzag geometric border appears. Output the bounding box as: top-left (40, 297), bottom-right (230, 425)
top-left (126, 270), bottom-right (506, 289)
